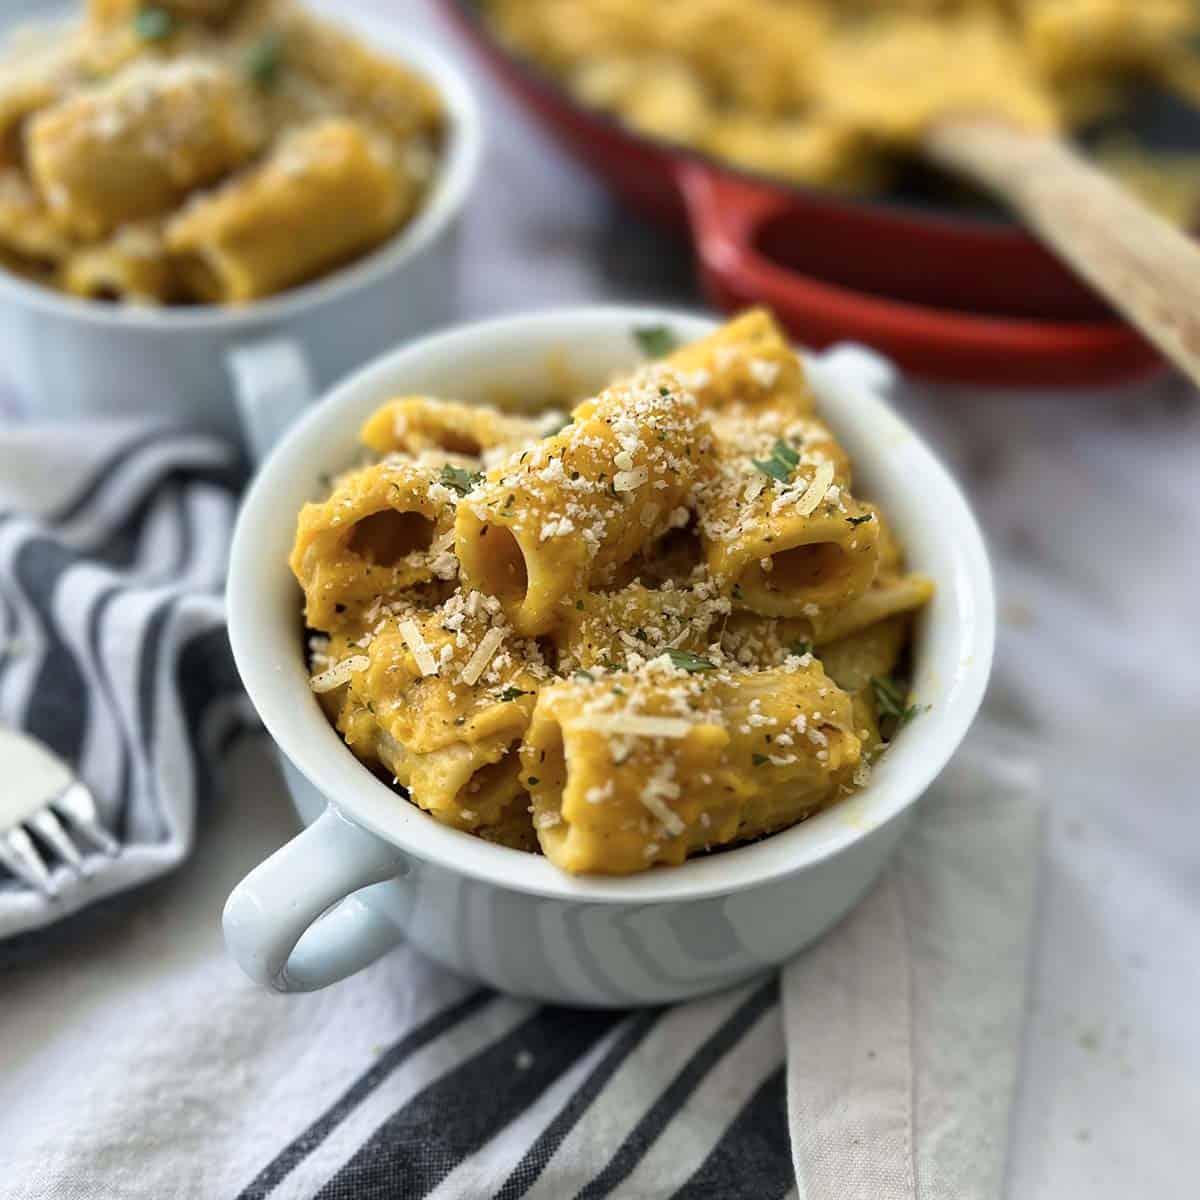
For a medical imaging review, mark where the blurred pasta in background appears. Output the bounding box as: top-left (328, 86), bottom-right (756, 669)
top-left (483, 0), bottom-right (1200, 223)
top-left (0, 0), bottom-right (446, 305)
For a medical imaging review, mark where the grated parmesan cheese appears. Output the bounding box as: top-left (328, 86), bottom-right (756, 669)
top-left (641, 791), bottom-right (685, 836)
top-left (399, 619), bottom-right (439, 677)
top-left (309, 655), bottom-right (370, 693)
top-left (460, 626), bottom-right (505, 685)
top-left (588, 714), bottom-right (693, 738)
top-left (796, 461), bottom-right (835, 517)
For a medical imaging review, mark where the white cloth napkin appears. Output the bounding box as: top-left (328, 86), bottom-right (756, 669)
top-left (0, 422), bottom-right (250, 939)
top-left (0, 423), bottom-right (1042, 1199)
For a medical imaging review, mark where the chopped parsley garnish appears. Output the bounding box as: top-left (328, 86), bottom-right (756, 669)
top-left (771, 439), bottom-right (799, 467)
top-left (440, 463), bottom-right (482, 495)
top-left (527, 776), bottom-right (540, 786)
top-left (574, 669), bottom-right (595, 682)
top-left (665, 648), bottom-right (717, 673)
top-left (752, 753), bottom-right (769, 766)
top-left (245, 30), bottom-right (285, 88)
top-left (133, 5), bottom-right (175, 41)
top-left (634, 325), bottom-right (677, 358)
top-left (633, 628), bottom-right (648, 642)
top-left (497, 686), bottom-right (531, 702)
top-left (753, 438), bottom-right (800, 483)
top-left (870, 674), bottom-right (924, 728)
top-left (789, 640), bottom-right (811, 657)
top-left (575, 600), bottom-right (584, 610)
top-left (846, 513), bottom-right (874, 527)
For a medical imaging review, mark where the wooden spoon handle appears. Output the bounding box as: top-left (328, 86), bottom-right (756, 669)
top-left (925, 118), bottom-right (1200, 388)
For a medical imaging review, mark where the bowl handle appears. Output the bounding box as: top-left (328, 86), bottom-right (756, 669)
top-left (223, 806), bottom-right (409, 993)
top-left (674, 158), bottom-right (1162, 387)
top-left (226, 336), bottom-right (317, 464)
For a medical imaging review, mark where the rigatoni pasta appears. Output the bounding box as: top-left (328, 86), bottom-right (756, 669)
top-left (455, 371), bottom-right (712, 636)
top-left (293, 309), bottom-right (933, 876)
top-left (27, 59), bottom-right (263, 239)
top-left (0, 0), bottom-right (447, 305)
top-left (165, 118), bottom-right (409, 301)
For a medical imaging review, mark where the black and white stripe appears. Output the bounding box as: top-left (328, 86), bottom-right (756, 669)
top-left (236, 978), bottom-right (790, 1199)
top-left (0, 422), bottom-right (796, 1195)
top-left (0, 422), bottom-right (250, 937)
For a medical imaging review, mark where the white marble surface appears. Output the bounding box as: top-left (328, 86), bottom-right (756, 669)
top-left (407, 3), bottom-right (1200, 1193)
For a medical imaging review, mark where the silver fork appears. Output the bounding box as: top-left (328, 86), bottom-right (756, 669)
top-left (0, 726), bottom-right (118, 897)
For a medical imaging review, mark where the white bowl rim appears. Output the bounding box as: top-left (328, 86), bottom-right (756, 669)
top-left (0, 12), bottom-right (482, 330)
top-left (228, 305), bottom-right (996, 904)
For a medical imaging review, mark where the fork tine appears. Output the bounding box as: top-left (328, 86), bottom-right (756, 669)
top-left (54, 782), bottom-right (119, 856)
top-left (29, 808), bottom-right (87, 876)
top-left (0, 828), bottom-right (57, 897)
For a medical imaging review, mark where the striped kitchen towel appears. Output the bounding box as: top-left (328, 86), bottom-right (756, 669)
top-left (0, 421), bottom-right (1041, 1199)
top-left (0, 421), bottom-right (252, 939)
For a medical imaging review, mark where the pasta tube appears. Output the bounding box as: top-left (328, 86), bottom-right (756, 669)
top-left (455, 371), bottom-right (713, 636)
top-left (802, 511), bottom-right (931, 642)
top-left (61, 224), bottom-right (174, 303)
top-left (27, 59), bottom-right (263, 239)
top-left (696, 405), bottom-right (880, 617)
top-left (0, 169), bottom-right (74, 266)
top-left (720, 512), bottom-right (931, 656)
top-left (322, 597), bottom-right (548, 835)
top-left (271, 9), bottom-right (445, 145)
top-left (360, 396), bottom-right (553, 464)
top-left (552, 579), bottom-right (728, 672)
top-left (0, 42), bottom-right (80, 166)
top-left (522, 658), bottom-right (861, 874)
top-left (165, 118), bottom-right (411, 302)
top-left (290, 459), bottom-right (458, 632)
top-left (817, 614), bottom-right (912, 752)
top-left (662, 308), bottom-right (813, 413)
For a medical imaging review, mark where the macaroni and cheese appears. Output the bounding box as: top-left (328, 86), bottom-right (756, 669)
top-left (0, 0), bottom-right (444, 304)
top-left (292, 311), bottom-right (933, 875)
top-left (483, 0), bottom-right (1200, 222)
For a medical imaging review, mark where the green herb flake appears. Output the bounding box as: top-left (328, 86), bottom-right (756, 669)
top-left (771, 438), bottom-right (800, 468)
top-left (575, 600), bottom-right (584, 611)
top-left (789, 640), bottom-right (811, 657)
top-left (575, 669), bottom-right (595, 682)
top-left (527, 776), bottom-right (540, 787)
top-left (498, 686), bottom-right (531, 703)
top-left (665, 648), bottom-right (717, 673)
top-left (753, 438), bottom-right (802, 483)
top-left (134, 5), bottom-right (175, 41)
top-left (870, 675), bottom-right (925, 728)
top-left (846, 513), bottom-right (874, 527)
top-left (245, 30), bottom-right (285, 88)
top-left (634, 325), bottom-right (677, 358)
top-left (753, 456), bottom-right (792, 483)
top-left (752, 753), bottom-right (769, 766)
top-left (440, 463), bottom-right (482, 496)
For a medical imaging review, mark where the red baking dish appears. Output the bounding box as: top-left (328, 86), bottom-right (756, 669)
top-left (438, 0), bottom-right (1166, 388)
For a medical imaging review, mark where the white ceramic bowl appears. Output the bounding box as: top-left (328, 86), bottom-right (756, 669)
top-left (0, 6), bottom-right (481, 450)
top-left (222, 308), bottom-right (995, 1006)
